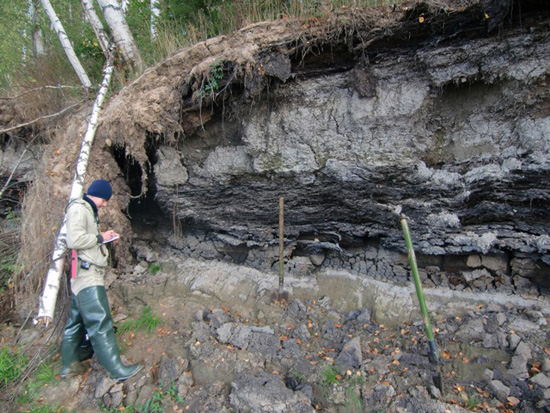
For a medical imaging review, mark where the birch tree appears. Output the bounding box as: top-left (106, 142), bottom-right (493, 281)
top-left (36, 51), bottom-right (115, 324)
top-left (96, 0), bottom-right (143, 71)
top-left (80, 0), bottom-right (110, 57)
top-left (39, 0), bottom-right (92, 88)
top-left (29, 0), bottom-right (45, 57)
top-left (150, 0), bottom-right (160, 40)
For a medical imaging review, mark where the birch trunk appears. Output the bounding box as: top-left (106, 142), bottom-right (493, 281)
top-left (30, 0), bottom-right (45, 56)
top-left (36, 52), bottom-right (115, 324)
top-left (150, 0), bottom-right (160, 41)
top-left (39, 0), bottom-right (92, 88)
top-left (80, 0), bottom-right (110, 57)
top-left (96, 0), bottom-right (142, 71)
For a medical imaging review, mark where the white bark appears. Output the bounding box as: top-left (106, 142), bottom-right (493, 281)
top-left (80, 0), bottom-right (110, 57)
top-left (39, 0), bottom-right (92, 88)
top-left (29, 0), bottom-right (45, 56)
top-left (150, 0), bottom-right (160, 40)
top-left (96, 0), bottom-right (142, 71)
top-left (36, 53), bottom-right (115, 324)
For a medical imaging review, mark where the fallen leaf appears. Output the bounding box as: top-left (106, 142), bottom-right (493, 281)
top-left (418, 16), bottom-right (425, 23)
top-left (336, 374), bottom-right (342, 380)
top-left (507, 396), bottom-right (520, 406)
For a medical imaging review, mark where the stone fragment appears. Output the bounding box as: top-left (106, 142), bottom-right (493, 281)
top-left (158, 357), bottom-right (184, 384)
top-left (483, 368), bottom-right (494, 383)
top-left (530, 373), bottom-right (550, 389)
top-left (309, 253), bottom-right (325, 266)
top-left (335, 336), bottom-right (362, 370)
top-left (489, 380), bottom-right (510, 402)
top-left (455, 318), bottom-right (484, 341)
top-left (508, 333), bottom-right (521, 351)
top-left (466, 254), bottom-right (482, 268)
top-left (177, 371), bottom-right (194, 398)
top-left (230, 372), bottom-right (313, 413)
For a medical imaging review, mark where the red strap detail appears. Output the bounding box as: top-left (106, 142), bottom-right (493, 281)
top-left (71, 249), bottom-right (78, 279)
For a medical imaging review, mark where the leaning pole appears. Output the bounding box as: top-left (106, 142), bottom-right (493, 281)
top-left (36, 53), bottom-right (115, 325)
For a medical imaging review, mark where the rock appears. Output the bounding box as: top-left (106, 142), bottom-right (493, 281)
top-left (530, 373), bottom-right (550, 389)
top-left (489, 380), bottom-right (511, 402)
top-left (508, 333), bottom-right (521, 351)
top-left (455, 318), bottom-right (485, 342)
top-left (509, 355), bottom-right (530, 380)
top-left (230, 372), bottom-right (314, 413)
top-left (208, 308), bottom-right (231, 328)
top-left (309, 253), bottom-right (325, 266)
top-left (177, 371), bottom-right (194, 398)
top-left (335, 336), bottom-right (362, 370)
top-left (466, 255), bottom-right (482, 268)
top-left (483, 331), bottom-right (507, 349)
top-left (356, 307), bottom-right (372, 325)
top-left (483, 369), bottom-right (494, 383)
top-left (158, 357), bottom-right (184, 384)
top-left (542, 358), bottom-right (550, 373)
top-left (95, 375), bottom-right (116, 398)
top-left (515, 341), bottom-right (533, 360)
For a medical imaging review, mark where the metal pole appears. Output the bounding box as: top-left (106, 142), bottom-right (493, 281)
top-left (400, 216), bottom-right (438, 365)
top-left (278, 196), bottom-right (284, 294)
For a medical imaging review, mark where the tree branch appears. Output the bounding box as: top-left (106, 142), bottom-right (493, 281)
top-left (0, 100), bottom-right (84, 134)
top-left (0, 85), bottom-right (85, 100)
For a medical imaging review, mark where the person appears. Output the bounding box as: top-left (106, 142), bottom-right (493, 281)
top-left (60, 179), bottom-right (142, 381)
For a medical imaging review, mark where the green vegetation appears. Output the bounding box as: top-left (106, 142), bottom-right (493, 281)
top-left (100, 380), bottom-right (183, 412)
top-left (142, 380), bottom-right (184, 412)
top-left (0, 347), bottom-right (28, 388)
top-left (202, 60), bottom-right (225, 98)
top-left (321, 364), bottom-right (341, 385)
top-left (117, 306), bottom-right (163, 335)
top-left (320, 365), bottom-right (365, 412)
top-left (0, 0), bottom-right (402, 91)
top-left (148, 262), bottom-right (162, 275)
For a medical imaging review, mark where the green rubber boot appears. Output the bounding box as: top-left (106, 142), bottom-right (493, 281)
top-left (60, 296), bottom-right (90, 378)
top-left (77, 286), bottom-right (142, 381)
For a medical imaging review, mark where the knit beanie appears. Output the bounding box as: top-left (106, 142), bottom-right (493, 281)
top-left (87, 179), bottom-right (112, 200)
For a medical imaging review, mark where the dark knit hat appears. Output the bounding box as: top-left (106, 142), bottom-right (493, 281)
top-left (87, 179), bottom-right (112, 200)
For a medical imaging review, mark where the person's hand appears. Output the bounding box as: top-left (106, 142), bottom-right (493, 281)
top-left (102, 230), bottom-right (120, 243)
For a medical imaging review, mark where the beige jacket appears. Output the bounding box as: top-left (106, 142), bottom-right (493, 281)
top-left (66, 198), bottom-right (109, 294)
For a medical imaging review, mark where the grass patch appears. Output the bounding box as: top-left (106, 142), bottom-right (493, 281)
top-left (148, 262), bottom-right (162, 275)
top-left (117, 306), bottom-right (163, 335)
top-left (321, 364), bottom-right (341, 385)
top-left (0, 346), bottom-right (28, 388)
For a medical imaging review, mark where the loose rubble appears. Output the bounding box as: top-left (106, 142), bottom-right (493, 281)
top-left (4, 284), bottom-right (549, 412)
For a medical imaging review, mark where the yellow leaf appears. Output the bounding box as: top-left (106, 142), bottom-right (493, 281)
top-left (507, 396), bottom-right (520, 406)
top-left (485, 13), bottom-right (490, 19)
top-left (419, 16), bottom-right (425, 23)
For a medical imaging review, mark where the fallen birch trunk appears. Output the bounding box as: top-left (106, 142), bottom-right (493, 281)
top-left (36, 52), bottom-right (115, 325)
top-left (39, 0), bottom-right (92, 88)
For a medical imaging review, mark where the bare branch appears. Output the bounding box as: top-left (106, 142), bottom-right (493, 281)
top-left (0, 85), bottom-right (85, 100)
top-left (0, 100), bottom-right (84, 134)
